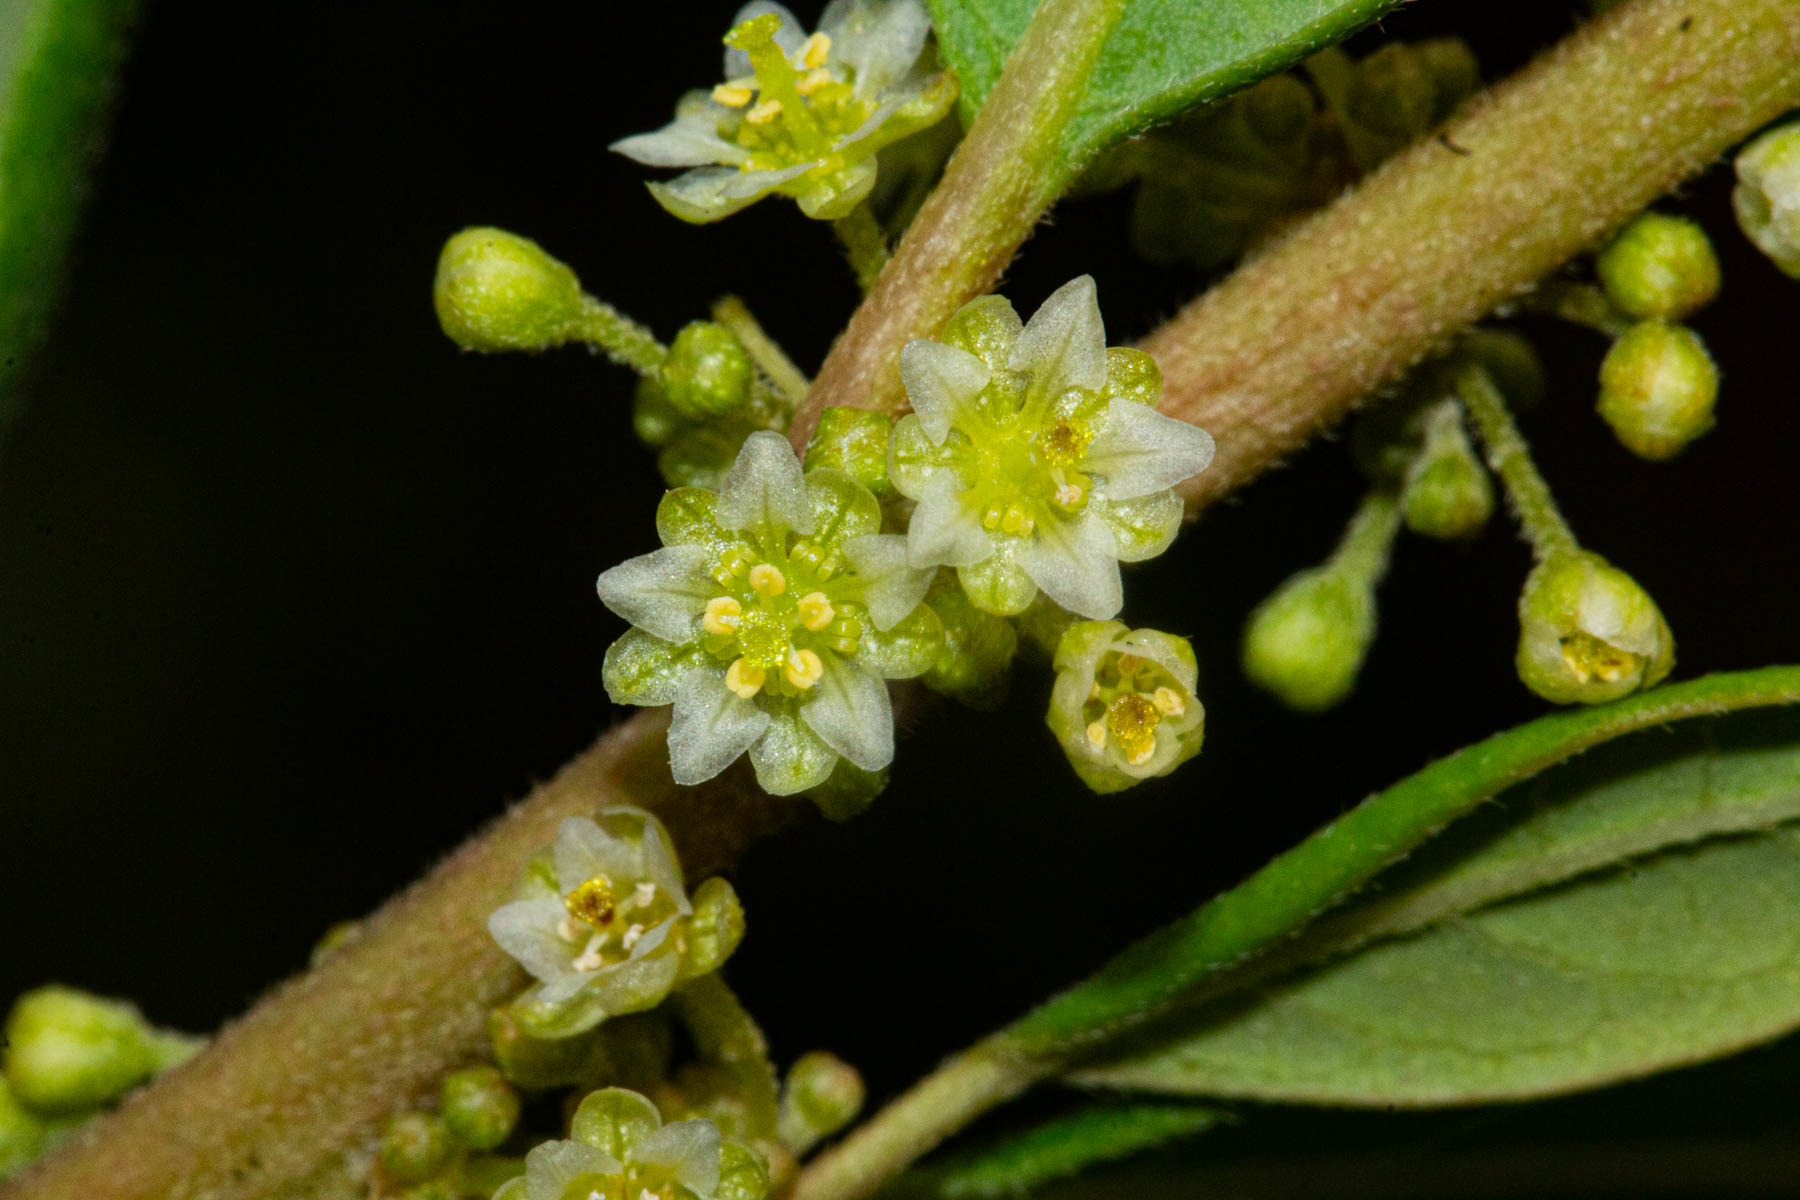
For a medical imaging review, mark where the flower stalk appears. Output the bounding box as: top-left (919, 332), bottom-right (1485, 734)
top-left (832, 202), bottom-right (890, 292)
top-left (1454, 364), bottom-right (1575, 560)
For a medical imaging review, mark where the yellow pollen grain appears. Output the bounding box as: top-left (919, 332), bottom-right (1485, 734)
top-left (801, 32), bottom-right (831, 68)
top-left (703, 595), bottom-right (743, 635)
top-left (1153, 686), bottom-right (1186, 717)
top-left (749, 563), bottom-right (787, 596)
top-left (1560, 633), bottom-right (1635, 684)
top-left (725, 658), bottom-right (766, 699)
top-left (565, 876), bottom-right (616, 928)
top-left (746, 98), bottom-right (783, 125)
top-left (797, 68), bottom-right (831, 95)
top-left (797, 591), bottom-right (835, 631)
top-left (1085, 719), bottom-right (1108, 748)
top-left (712, 82), bottom-right (755, 107)
top-left (784, 647), bottom-right (824, 690)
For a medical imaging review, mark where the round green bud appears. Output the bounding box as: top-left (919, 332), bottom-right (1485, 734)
top-left (487, 1006), bottom-right (673, 1093)
top-left (777, 1052), bottom-right (866, 1156)
top-left (379, 1111), bottom-right (454, 1183)
top-left (804, 758), bottom-right (889, 822)
top-left (2, 987), bottom-right (159, 1113)
top-left (1596, 321), bottom-right (1718, 460)
top-left (1100, 346), bottom-right (1164, 408)
top-left (632, 378), bottom-right (686, 449)
top-left (658, 322), bottom-right (753, 421)
top-left (1242, 568), bottom-right (1374, 712)
top-left (1733, 121), bottom-right (1800, 278)
top-left (440, 1067), bottom-right (519, 1152)
top-left (433, 227), bottom-right (588, 353)
top-left (804, 407), bottom-right (894, 498)
top-left (922, 584), bottom-right (1019, 709)
top-left (1595, 213), bottom-right (1721, 320)
top-left (1517, 550), bottom-right (1674, 705)
top-left (1401, 402), bottom-right (1493, 540)
top-left (658, 424), bottom-right (746, 490)
top-left (680, 876), bottom-right (747, 980)
top-left (1238, 74), bottom-right (1316, 146)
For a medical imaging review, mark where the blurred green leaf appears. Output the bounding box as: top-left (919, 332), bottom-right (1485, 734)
top-left (923, 0), bottom-right (1406, 166)
top-left (0, 0), bottom-right (138, 430)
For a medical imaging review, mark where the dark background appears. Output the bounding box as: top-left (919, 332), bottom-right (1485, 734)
top-left (4, 0), bottom-right (1800, 1189)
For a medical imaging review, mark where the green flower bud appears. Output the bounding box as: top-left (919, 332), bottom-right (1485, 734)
top-left (1049, 622), bottom-right (1205, 793)
top-left (1516, 550), bottom-right (1674, 705)
top-left (658, 424), bottom-right (747, 490)
top-left (804, 407), bottom-right (895, 498)
top-left (2, 1078), bottom-right (64, 1180)
top-left (512, 1086), bottom-right (767, 1200)
top-left (777, 1052), bottom-right (865, 1156)
top-left (379, 1111), bottom-right (454, 1184)
top-left (1237, 73), bottom-right (1316, 146)
top-left (1242, 569), bottom-right (1374, 712)
top-left (488, 1008), bottom-right (673, 1092)
top-left (659, 323), bottom-right (753, 421)
top-left (441, 1067), bottom-right (520, 1152)
top-left (433, 228), bottom-right (588, 353)
top-left (2, 987), bottom-right (163, 1113)
top-left (1595, 213), bottom-right (1721, 320)
top-left (1401, 402), bottom-right (1493, 540)
top-left (1596, 321), bottom-right (1718, 460)
top-left (1733, 121), bottom-right (1800, 278)
top-left (921, 583), bottom-right (1018, 710)
top-left (633, 378), bottom-right (686, 449)
top-left (681, 877), bottom-right (748, 981)
top-left (804, 759), bottom-right (889, 823)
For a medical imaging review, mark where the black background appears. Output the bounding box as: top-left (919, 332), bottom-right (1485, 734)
top-left (4, 0), bottom-right (1800, 1190)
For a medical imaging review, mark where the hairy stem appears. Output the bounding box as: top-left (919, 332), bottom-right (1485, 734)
top-left (1328, 487), bottom-right (1401, 586)
top-left (1457, 362), bottom-right (1579, 559)
top-left (575, 295), bottom-right (666, 376)
top-left (713, 295), bottom-right (811, 407)
top-left (786, 0), bottom-right (1128, 451)
top-left (1146, 0), bottom-right (1800, 514)
top-left (831, 203), bottom-right (890, 295)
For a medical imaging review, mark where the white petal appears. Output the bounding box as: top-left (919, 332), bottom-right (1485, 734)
top-left (488, 898), bottom-right (579, 986)
top-left (637, 821), bottom-right (692, 913)
top-left (647, 163), bottom-right (812, 224)
top-left (1084, 397), bottom-right (1216, 499)
top-left (899, 339), bottom-right (989, 444)
top-left (800, 654), bottom-right (894, 771)
top-left (553, 816), bottom-right (639, 894)
top-left (822, 0), bottom-right (932, 97)
top-left (596, 545), bottom-right (716, 643)
top-left (723, 1), bottom-right (806, 77)
top-left (629, 1120), bottom-right (723, 1195)
top-left (667, 668), bottom-right (772, 785)
top-left (1020, 512), bottom-right (1122, 620)
top-left (524, 1140), bottom-right (621, 1200)
top-left (1008, 275), bottom-right (1107, 399)
top-left (716, 430), bottom-right (815, 538)
top-left (905, 470), bottom-right (991, 569)
top-left (611, 111), bottom-right (748, 168)
top-left (843, 533), bottom-right (933, 631)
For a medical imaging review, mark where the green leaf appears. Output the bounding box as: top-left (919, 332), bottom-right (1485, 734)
top-left (923, 0), bottom-right (1406, 167)
top-left (1, 0), bottom-right (138, 427)
top-left (901, 1102), bottom-right (1227, 1199)
top-left (1075, 710), bottom-right (1800, 1104)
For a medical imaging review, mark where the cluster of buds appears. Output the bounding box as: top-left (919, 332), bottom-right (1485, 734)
top-left (377, 1068), bottom-right (523, 1198)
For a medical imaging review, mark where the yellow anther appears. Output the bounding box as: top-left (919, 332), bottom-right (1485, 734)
top-left (784, 647), bottom-right (825, 690)
top-left (801, 31), bottom-right (831, 68)
top-left (796, 68), bottom-right (832, 96)
top-left (712, 82), bottom-right (755, 107)
top-left (1152, 686), bottom-right (1186, 717)
top-left (703, 595), bottom-right (743, 635)
top-left (797, 591), bottom-right (835, 632)
top-left (749, 563), bottom-right (787, 596)
top-left (746, 98), bottom-right (783, 125)
top-left (1115, 654), bottom-right (1145, 676)
top-left (1000, 504), bottom-right (1033, 536)
top-left (565, 876), bottom-right (616, 929)
top-left (1560, 633), bottom-right (1636, 684)
top-left (1085, 719), bottom-right (1108, 748)
top-left (982, 503), bottom-right (1004, 531)
top-left (725, 658), bottom-right (766, 699)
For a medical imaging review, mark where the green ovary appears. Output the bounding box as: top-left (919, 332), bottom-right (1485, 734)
top-left (960, 411), bottom-right (1097, 540)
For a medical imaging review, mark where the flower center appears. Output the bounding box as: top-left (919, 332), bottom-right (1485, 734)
top-left (1559, 632), bottom-right (1639, 684)
top-left (1081, 652), bottom-right (1189, 768)
top-left (560, 876), bottom-right (675, 974)
top-left (699, 539), bottom-right (865, 700)
top-left (714, 16), bottom-right (876, 170)
top-left (963, 407), bottom-right (1099, 539)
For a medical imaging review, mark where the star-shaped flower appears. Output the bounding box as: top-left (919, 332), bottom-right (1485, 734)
top-left (889, 277), bottom-right (1215, 619)
top-left (611, 0), bottom-right (957, 223)
top-left (599, 432), bottom-right (939, 796)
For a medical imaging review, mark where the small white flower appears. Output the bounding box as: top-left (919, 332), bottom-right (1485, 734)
top-left (889, 277), bottom-right (1215, 619)
top-left (611, 0), bottom-right (957, 222)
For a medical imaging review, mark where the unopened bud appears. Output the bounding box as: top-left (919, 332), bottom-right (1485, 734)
top-left (804, 759), bottom-right (889, 822)
top-left (433, 228), bottom-right (588, 353)
top-left (1242, 569), bottom-right (1374, 712)
top-left (1516, 550), bottom-right (1674, 705)
top-left (1596, 321), bottom-right (1718, 460)
top-left (1402, 402), bottom-right (1493, 540)
top-left (922, 584), bottom-right (1018, 710)
top-left (379, 1111), bottom-right (453, 1183)
top-left (804, 407), bottom-right (894, 498)
top-left (2, 987), bottom-right (166, 1113)
top-left (440, 1066), bottom-right (519, 1152)
top-left (1595, 213), bottom-right (1721, 320)
top-left (778, 1052), bottom-right (865, 1156)
top-left (1733, 121), bottom-right (1800, 278)
top-left (659, 322), bottom-right (753, 420)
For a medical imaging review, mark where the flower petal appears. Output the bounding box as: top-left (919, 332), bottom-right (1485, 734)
top-left (1019, 511), bottom-right (1122, 619)
top-left (905, 470), bottom-right (991, 568)
top-left (610, 103), bottom-right (747, 168)
top-left (667, 668), bottom-right (772, 785)
top-left (821, 0), bottom-right (932, 97)
top-left (1084, 397), bottom-right (1215, 499)
top-left (647, 163), bottom-right (812, 224)
top-left (748, 704), bottom-right (840, 795)
top-left (552, 816), bottom-right (641, 894)
top-left (488, 897), bottom-right (578, 987)
top-left (596, 544), bottom-right (717, 643)
top-left (629, 1119), bottom-right (723, 1195)
top-left (900, 339), bottom-right (990, 444)
top-left (723, 1), bottom-right (806, 77)
top-left (843, 533), bottom-right (934, 630)
top-left (1093, 490), bottom-right (1183, 563)
top-left (583, 940), bottom-right (682, 1021)
top-left (570, 1087), bottom-right (663, 1161)
top-left (523, 1139), bottom-right (620, 1200)
top-left (800, 653), bottom-right (894, 771)
top-left (716, 430), bottom-right (815, 538)
top-left (603, 628), bottom-right (705, 706)
top-left (1008, 275), bottom-right (1107, 399)
top-left (637, 820), bottom-right (692, 912)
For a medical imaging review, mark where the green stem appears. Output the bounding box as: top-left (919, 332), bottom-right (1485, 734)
top-left (574, 295), bottom-right (666, 376)
top-left (787, 0), bottom-right (1129, 450)
top-left (1328, 488), bottom-right (1401, 585)
top-left (790, 666), bottom-right (1800, 1200)
top-left (712, 295), bottom-right (811, 407)
top-left (672, 974), bottom-right (781, 1143)
top-left (1456, 362), bottom-right (1577, 559)
top-left (831, 203), bottom-right (890, 294)
top-left (1526, 280), bottom-right (1633, 338)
